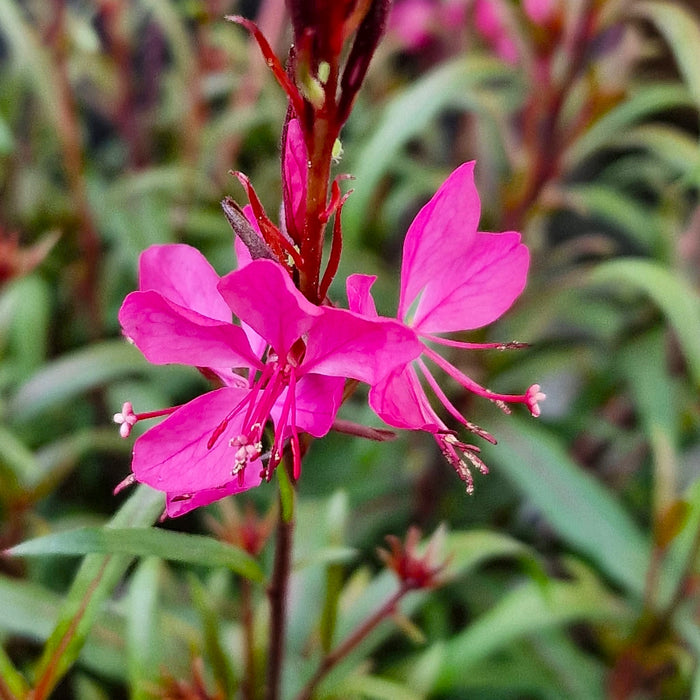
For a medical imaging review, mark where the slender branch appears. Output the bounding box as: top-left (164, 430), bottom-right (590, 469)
top-left (242, 578), bottom-right (256, 700)
top-left (294, 587), bottom-right (408, 700)
top-left (264, 467), bottom-right (295, 700)
top-left (47, 0), bottom-right (102, 331)
top-left (0, 677), bottom-right (19, 700)
top-left (216, 0), bottom-right (288, 180)
top-left (503, 0), bottom-right (595, 229)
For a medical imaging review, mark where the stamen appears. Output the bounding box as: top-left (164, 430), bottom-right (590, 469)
top-left (526, 384), bottom-right (546, 417)
top-left (113, 473), bottom-right (136, 495)
top-left (207, 365), bottom-right (278, 450)
top-left (421, 334), bottom-right (530, 351)
top-left (114, 401), bottom-right (180, 438)
top-left (417, 359), bottom-right (496, 444)
top-left (423, 346), bottom-right (541, 416)
top-left (113, 402), bottom-right (137, 438)
top-left (437, 433), bottom-right (489, 495)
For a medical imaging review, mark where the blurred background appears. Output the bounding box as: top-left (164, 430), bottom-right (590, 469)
top-left (1, 0), bottom-right (699, 698)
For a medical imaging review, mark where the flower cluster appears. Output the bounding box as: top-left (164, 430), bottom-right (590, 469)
top-left (114, 11), bottom-right (543, 518)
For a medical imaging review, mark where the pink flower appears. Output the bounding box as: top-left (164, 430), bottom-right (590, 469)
top-left (347, 162), bottom-right (544, 492)
top-left (389, 0), bottom-right (468, 52)
top-left (117, 245), bottom-right (422, 517)
top-left (389, 0), bottom-right (436, 50)
top-left (523, 0), bottom-right (558, 25)
top-left (474, 0), bottom-right (519, 64)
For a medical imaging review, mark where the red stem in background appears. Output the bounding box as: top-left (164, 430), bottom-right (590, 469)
top-left (47, 0), bottom-right (102, 333)
top-left (241, 578), bottom-right (256, 700)
top-left (294, 587), bottom-right (409, 700)
top-left (216, 0), bottom-right (288, 180)
top-left (264, 499), bottom-right (294, 700)
top-left (503, 0), bottom-right (596, 230)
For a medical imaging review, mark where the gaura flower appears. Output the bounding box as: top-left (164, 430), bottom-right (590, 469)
top-left (474, 0), bottom-right (519, 65)
top-left (523, 0), bottom-right (559, 25)
top-left (117, 244), bottom-right (421, 517)
top-left (347, 161), bottom-right (544, 492)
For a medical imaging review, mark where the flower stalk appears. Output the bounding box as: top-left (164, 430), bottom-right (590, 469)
top-left (265, 463), bottom-right (296, 700)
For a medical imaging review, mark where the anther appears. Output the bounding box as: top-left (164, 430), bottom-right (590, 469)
top-left (114, 402), bottom-right (137, 438)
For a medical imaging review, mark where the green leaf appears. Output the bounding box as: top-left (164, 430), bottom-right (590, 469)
top-left (0, 0), bottom-right (62, 123)
top-left (314, 530), bottom-right (540, 697)
top-left (632, 2), bottom-right (700, 117)
top-left (127, 558), bottom-right (161, 700)
top-left (4, 274), bottom-right (51, 382)
top-left (559, 184), bottom-right (659, 250)
top-left (658, 478), bottom-right (700, 611)
top-left (619, 330), bottom-right (680, 519)
top-left (564, 84), bottom-right (693, 168)
top-left (7, 525), bottom-right (265, 582)
top-left (24, 486), bottom-right (164, 699)
top-left (189, 574), bottom-right (239, 697)
top-left (481, 416), bottom-right (650, 596)
top-left (0, 425), bottom-right (41, 496)
top-left (344, 55), bottom-right (515, 239)
top-left (589, 259), bottom-right (700, 387)
top-left (333, 673), bottom-right (424, 700)
top-left (613, 124), bottom-right (700, 179)
top-left (0, 574), bottom-right (61, 641)
top-left (0, 643), bottom-right (30, 698)
top-left (428, 562), bottom-right (630, 691)
top-left (411, 629), bottom-right (605, 698)
top-left (30, 428), bottom-right (129, 499)
top-left (9, 340), bottom-right (147, 421)
top-left (0, 112), bottom-right (14, 154)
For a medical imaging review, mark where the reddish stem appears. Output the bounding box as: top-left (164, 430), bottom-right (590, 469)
top-left (264, 492), bottom-right (294, 700)
top-left (504, 1), bottom-right (596, 230)
top-left (47, 0), bottom-right (102, 332)
top-left (241, 578), bottom-right (256, 700)
top-left (294, 587), bottom-right (409, 700)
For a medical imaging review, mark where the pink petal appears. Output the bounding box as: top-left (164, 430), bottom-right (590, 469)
top-left (272, 374), bottom-right (345, 439)
top-left (283, 118), bottom-right (308, 237)
top-left (217, 259), bottom-right (321, 356)
top-left (119, 290), bottom-right (261, 369)
top-left (165, 477), bottom-right (261, 518)
top-left (369, 363), bottom-right (444, 431)
top-left (132, 387), bottom-right (263, 493)
top-left (139, 244), bottom-right (231, 322)
top-left (411, 231), bottom-right (529, 334)
top-left (398, 163), bottom-right (480, 319)
top-left (302, 308), bottom-right (422, 385)
top-left (346, 274), bottom-right (379, 316)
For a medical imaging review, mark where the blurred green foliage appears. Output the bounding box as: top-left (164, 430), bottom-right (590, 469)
top-left (0, 0), bottom-right (699, 698)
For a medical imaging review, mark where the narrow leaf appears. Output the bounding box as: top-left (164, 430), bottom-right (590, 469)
top-left (430, 565), bottom-right (630, 690)
top-left (590, 259), bottom-right (700, 387)
top-left (0, 644), bottom-right (29, 698)
top-left (344, 55), bottom-right (514, 239)
top-left (632, 2), bottom-right (700, 116)
top-left (189, 574), bottom-right (239, 697)
top-left (7, 526), bottom-right (264, 582)
top-left (564, 84), bottom-right (693, 168)
top-left (9, 341), bottom-right (147, 421)
top-left (127, 558), bottom-right (161, 700)
top-left (481, 416), bottom-right (650, 596)
top-left (25, 486), bottom-right (164, 700)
